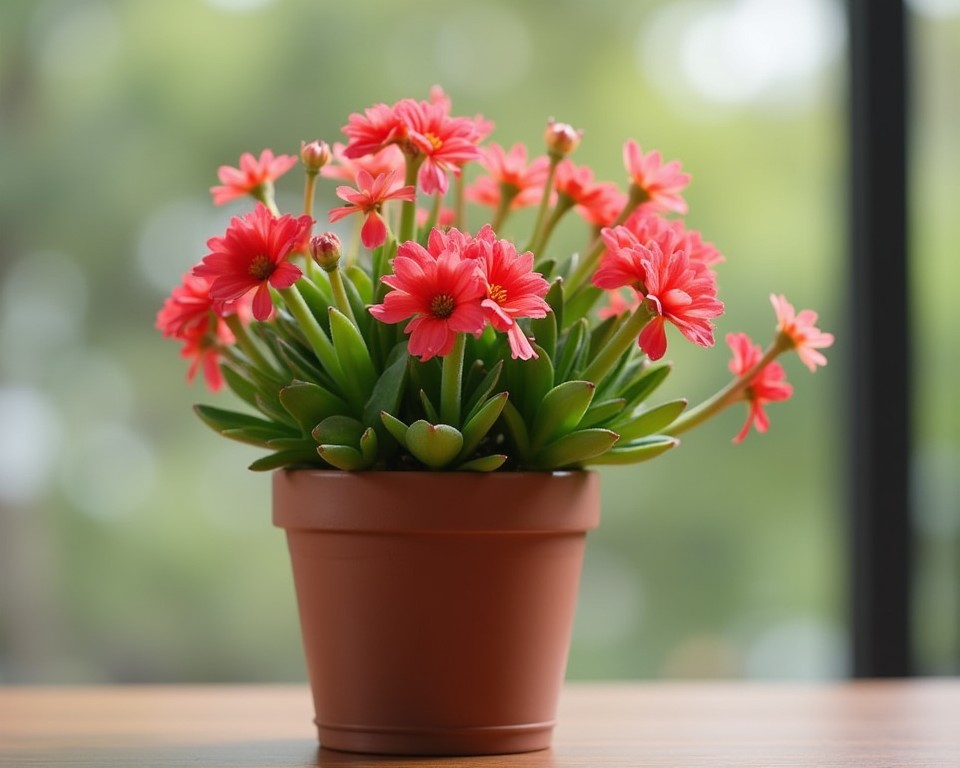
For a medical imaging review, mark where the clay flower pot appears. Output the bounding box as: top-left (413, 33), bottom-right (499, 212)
top-left (273, 469), bottom-right (600, 756)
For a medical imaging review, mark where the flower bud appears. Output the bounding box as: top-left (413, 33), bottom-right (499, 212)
top-left (544, 118), bottom-right (582, 158)
top-left (309, 232), bottom-right (342, 272)
top-left (300, 140), bottom-right (332, 172)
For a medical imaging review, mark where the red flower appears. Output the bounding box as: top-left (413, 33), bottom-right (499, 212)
top-left (320, 143), bottom-right (405, 184)
top-left (341, 102), bottom-right (408, 159)
top-left (771, 293), bottom-right (835, 372)
top-left (328, 169), bottom-right (416, 249)
top-left (156, 272), bottom-right (234, 391)
top-left (210, 149), bottom-right (298, 206)
top-left (625, 211), bottom-right (724, 266)
top-left (467, 143), bottom-right (550, 211)
top-left (369, 233), bottom-right (486, 361)
top-left (194, 204), bottom-right (313, 321)
top-left (726, 332), bottom-right (793, 443)
top-left (622, 139), bottom-right (691, 214)
top-left (555, 160), bottom-right (621, 221)
top-left (470, 225), bottom-right (551, 360)
top-left (593, 225), bottom-right (723, 360)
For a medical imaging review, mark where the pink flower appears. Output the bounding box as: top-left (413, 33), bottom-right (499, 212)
top-left (210, 149), bottom-right (298, 206)
top-left (156, 272), bottom-right (234, 391)
top-left (771, 294), bottom-right (835, 372)
top-left (625, 211), bottom-right (724, 266)
top-left (593, 225), bottom-right (723, 360)
top-left (727, 332), bottom-right (793, 443)
top-left (555, 160), bottom-right (625, 226)
top-left (320, 143), bottom-right (405, 183)
top-left (466, 143), bottom-right (550, 211)
top-left (341, 102), bottom-right (408, 159)
top-left (328, 169), bottom-right (416, 249)
top-left (623, 139), bottom-right (690, 214)
top-left (471, 226), bottom-right (551, 360)
top-left (369, 235), bottom-right (486, 361)
top-left (395, 98), bottom-right (485, 195)
top-left (194, 203), bottom-right (313, 321)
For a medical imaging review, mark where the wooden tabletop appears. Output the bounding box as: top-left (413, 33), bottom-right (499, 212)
top-left (2, 681), bottom-right (958, 767)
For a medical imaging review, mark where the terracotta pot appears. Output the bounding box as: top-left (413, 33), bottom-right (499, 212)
top-left (273, 469), bottom-right (600, 756)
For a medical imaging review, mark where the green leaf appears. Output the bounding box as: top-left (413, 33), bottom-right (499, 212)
top-left (248, 449), bottom-right (323, 472)
top-left (457, 454), bottom-right (507, 472)
top-left (220, 365), bottom-right (261, 410)
top-left (563, 284), bottom-right (602, 328)
top-left (312, 415), bottom-right (365, 446)
top-left (297, 278), bottom-right (333, 332)
top-left (458, 391), bottom-right (508, 462)
top-left (255, 392), bottom-right (298, 429)
top-left (584, 435), bottom-right (679, 465)
top-left (419, 389), bottom-right (440, 423)
top-left (359, 426), bottom-right (379, 465)
top-left (219, 427), bottom-right (280, 447)
top-left (534, 428), bottom-right (619, 469)
top-left (462, 360), bottom-right (503, 424)
top-left (530, 380), bottom-right (596, 450)
top-left (280, 381), bottom-right (350, 434)
top-left (622, 364), bottom-right (672, 409)
top-left (194, 404), bottom-right (290, 435)
top-left (405, 420), bottom-right (464, 469)
top-left (614, 399), bottom-right (688, 442)
top-left (317, 444), bottom-right (365, 470)
top-left (345, 265), bottom-right (373, 304)
top-left (555, 319), bottom-right (587, 383)
top-left (362, 342), bottom-right (408, 426)
top-left (520, 343), bottom-right (554, 422)
top-left (380, 411), bottom-right (410, 448)
top-left (500, 399), bottom-right (531, 463)
top-left (266, 437), bottom-right (318, 451)
top-left (579, 398), bottom-right (627, 428)
top-left (329, 307), bottom-right (377, 405)
top-left (545, 278), bottom-right (564, 331)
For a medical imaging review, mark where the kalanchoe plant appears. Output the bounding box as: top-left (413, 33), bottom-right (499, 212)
top-left (157, 88), bottom-right (834, 473)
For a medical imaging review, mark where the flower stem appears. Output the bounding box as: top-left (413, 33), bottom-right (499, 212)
top-left (581, 304), bottom-right (654, 384)
top-left (491, 185), bottom-right (519, 232)
top-left (303, 171), bottom-right (319, 281)
top-left (566, 184), bottom-right (647, 293)
top-left (326, 266), bottom-right (357, 326)
top-left (665, 336), bottom-right (791, 437)
top-left (523, 155), bottom-right (560, 254)
top-left (278, 285), bottom-right (341, 381)
top-left (453, 172), bottom-right (466, 230)
top-left (224, 314), bottom-right (276, 376)
top-left (345, 216), bottom-right (363, 269)
top-left (398, 155), bottom-right (422, 244)
top-left (532, 195), bottom-right (574, 264)
top-left (441, 333), bottom-right (466, 427)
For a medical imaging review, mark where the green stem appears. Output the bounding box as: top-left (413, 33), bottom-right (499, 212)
top-left (303, 171), bottom-right (319, 281)
top-left (665, 337), bottom-right (791, 437)
top-left (224, 314), bottom-right (276, 375)
top-left (453, 172), bottom-right (466, 230)
top-left (440, 333), bottom-right (466, 426)
top-left (345, 216), bottom-right (363, 269)
top-left (491, 185), bottom-right (519, 232)
top-left (398, 155), bottom-right (422, 244)
top-left (581, 304), bottom-right (654, 384)
top-left (326, 267), bottom-right (357, 325)
top-left (566, 183), bottom-right (648, 293)
top-left (277, 285), bottom-right (342, 382)
top-left (523, 154), bottom-right (561, 253)
top-left (532, 195), bottom-right (575, 263)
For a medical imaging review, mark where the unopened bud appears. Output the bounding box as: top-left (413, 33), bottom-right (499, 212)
top-left (300, 140), bottom-right (332, 172)
top-left (310, 232), bottom-right (342, 272)
top-left (544, 118), bottom-right (582, 158)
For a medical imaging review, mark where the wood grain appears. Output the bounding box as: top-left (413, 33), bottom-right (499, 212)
top-left (1, 681), bottom-right (958, 767)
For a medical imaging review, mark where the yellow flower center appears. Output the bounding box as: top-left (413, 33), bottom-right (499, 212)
top-left (430, 293), bottom-right (455, 319)
top-left (488, 284), bottom-right (508, 304)
top-left (248, 255), bottom-right (274, 281)
top-left (424, 132), bottom-right (444, 151)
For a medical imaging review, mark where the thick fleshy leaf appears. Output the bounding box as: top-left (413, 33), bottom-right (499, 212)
top-left (457, 454), bottom-right (507, 472)
top-left (280, 381), bottom-right (350, 434)
top-left (579, 398), bottom-right (627, 428)
top-left (584, 435), bottom-right (679, 465)
top-left (194, 404), bottom-right (293, 435)
top-left (405, 420), bottom-right (464, 469)
top-left (220, 365), bottom-right (261, 410)
top-left (379, 411), bottom-right (409, 448)
top-left (317, 444), bottom-right (366, 471)
top-left (500, 399), bottom-right (531, 463)
top-left (621, 364), bottom-right (672, 409)
top-left (462, 360), bottom-right (503, 424)
top-left (530, 381), bottom-right (596, 450)
top-left (312, 415), bottom-right (365, 446)
top-left (614, 399), bottom-right (688, 442)
top-left (248, 449), bottom-right (323, 472)
top-left (359, 427), bottom-right (379, 465)
top-left (329, 307), bottom-right (377, 404)
top-left (362, 343), bottom-right (408, 428)
top-left (419, 389), bottom-right (440, 423)
top-left (519, 343), bottom-right (554, 422)
top-left (555, 319), bottom-right (587, 383)
top-left (458, 392), bottom-right (509, 462)
top-left (533, 428), bottom-right (619, 469)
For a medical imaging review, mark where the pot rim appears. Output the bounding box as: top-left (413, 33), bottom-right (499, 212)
top-left (272, 469), bottom-right (601, 534)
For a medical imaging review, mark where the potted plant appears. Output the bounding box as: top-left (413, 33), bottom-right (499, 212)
top-left (156, 88), bottom-right (833, 756)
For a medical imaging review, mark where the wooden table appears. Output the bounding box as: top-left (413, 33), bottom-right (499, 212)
top-left (2, 681), bottom-right (958, 766)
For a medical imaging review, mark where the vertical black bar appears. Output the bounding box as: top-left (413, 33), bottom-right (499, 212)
top-left (848, 0), bottom-right (912, 676)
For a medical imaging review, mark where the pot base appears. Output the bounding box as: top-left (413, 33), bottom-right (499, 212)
top-left (317, 719), bottom-right (554, 756)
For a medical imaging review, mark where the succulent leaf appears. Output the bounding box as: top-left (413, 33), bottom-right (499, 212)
top-left (405, 420), bottom-right (464, 469)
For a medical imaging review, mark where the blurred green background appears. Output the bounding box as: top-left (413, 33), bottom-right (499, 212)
top-left (0, 0), bottom-right (956, 683)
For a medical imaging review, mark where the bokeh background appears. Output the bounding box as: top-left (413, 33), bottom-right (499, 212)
top-left (0, 0), bottom-right (956, 683)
